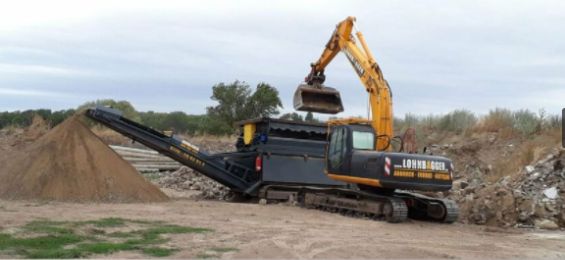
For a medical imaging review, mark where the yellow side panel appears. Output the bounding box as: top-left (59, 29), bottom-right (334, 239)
top-left (326, 173), bottom-right (382, 187)
top-left (243, 123), bottom-right (256, 145)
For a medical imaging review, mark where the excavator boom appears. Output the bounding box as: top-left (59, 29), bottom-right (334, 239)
top-left (293, 16), bottom-right (393, 151)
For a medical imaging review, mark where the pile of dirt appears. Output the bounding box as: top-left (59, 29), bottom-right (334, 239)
top-left (23, 115), bottom-right (50, 141)
top-left (0, 116), bottom-right (168, 202)
top-left (0, 115), bottom-right (49, 154)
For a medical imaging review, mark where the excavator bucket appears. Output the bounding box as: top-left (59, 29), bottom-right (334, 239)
top-left (293, 84), bottom-right (344, 114)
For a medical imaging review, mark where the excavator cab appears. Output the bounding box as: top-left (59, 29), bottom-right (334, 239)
top-left (326, 124), bottom-right (374, 175)
top-left (325, 123), bottom-right (454, 192)
top-left (293, 84), bottom-right (344, 114)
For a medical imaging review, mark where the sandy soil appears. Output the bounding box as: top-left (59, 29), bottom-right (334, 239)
top-left (0, 198), bottom-right (564, 259)
top-left (0, 117), bottom-right (168, 202)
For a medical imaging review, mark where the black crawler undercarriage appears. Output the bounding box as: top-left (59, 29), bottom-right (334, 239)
top-left (259, 185), bottom-right (458, 223)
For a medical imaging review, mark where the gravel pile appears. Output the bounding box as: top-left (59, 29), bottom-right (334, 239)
top-left (158, 166), bottom-right (230, 200)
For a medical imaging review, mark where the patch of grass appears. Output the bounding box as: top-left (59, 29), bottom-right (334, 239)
top-left (210, 247), bottom-right (238, 253)
top-left (84, 217), bottom-right (126, 228)
top-left (142, 247), bottom-right (178, 257)
top-left (129, 219), bottom-right (165, 225)
top-left (25, 247), bottom-right (84, 259)
top-left (0, 218), bottom-right (214, 258)
top-left (76, 241), bottom-right (135, 254)
top-left (0, 232), bottom-right (85, 258)
top-left (22, 220), bottom-right (73, 235)
top-left (196, 253), bottom-right (216, 259)
top-left (143, 225), bottom-right (211, 237)
top-left (107, 231), bottom-right (136, 238)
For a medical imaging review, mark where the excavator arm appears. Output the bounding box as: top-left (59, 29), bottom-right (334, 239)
top-left (304, 17), bottom-right (354, 85)
top-left (294, 16), bottom-right (393, 151)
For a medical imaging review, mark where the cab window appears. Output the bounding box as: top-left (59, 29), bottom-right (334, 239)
top-left (329, 128), bottom-right (346, 169)
top-left (352, 131), bottom-right (374, 150)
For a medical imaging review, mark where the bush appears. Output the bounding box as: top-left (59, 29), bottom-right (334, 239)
top-left (513, 109), bottom-right (540, 136)
top-left (546, 114), bottom-right (562, 130)
top-left (394, 113), bottom-right (421, 132)
top-left (418, 115), bottom-right (441, 132)
top-left (438, 109), bottom-right (477, 134)
top-left (479, 108), bottom-right (514, 132)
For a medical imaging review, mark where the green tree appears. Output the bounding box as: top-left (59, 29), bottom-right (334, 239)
top-left (304, 111), bottom-right (320, 122)
top-left (77, 99), bottom-right (141, 122)
top-left (247, 82), bottom-right (283, 117)
top-left (206, 81), bottom-right (283, 132)
top-left (279, 112), bottom-right (304, 122)
top-left (139, 111), bottom-right (166, 130)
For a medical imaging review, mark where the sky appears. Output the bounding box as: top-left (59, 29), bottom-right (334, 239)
top-left (1, 0), bottom-right (564, 118)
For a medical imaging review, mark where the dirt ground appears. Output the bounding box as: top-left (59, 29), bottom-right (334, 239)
top-left (1, 196), bottom-right (564, 259)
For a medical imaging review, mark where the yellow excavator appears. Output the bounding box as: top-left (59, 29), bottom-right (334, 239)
top-left (294, 17), bottom-right (458, 222)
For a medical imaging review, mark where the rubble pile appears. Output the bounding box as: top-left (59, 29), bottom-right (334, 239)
top-left (449, 148), bottom-right (564, 229)
top-left (158, 166), bottom-right (230, 200)
top-left (154, 136), bottom-right (235, 200)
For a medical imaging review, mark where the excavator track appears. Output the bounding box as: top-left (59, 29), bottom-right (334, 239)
top-left (394, 191), bottom-right (459, 223)
top-left (260, 185), bottom-right (410, 223)
top-left (259, 185), bottom-right (457, 223)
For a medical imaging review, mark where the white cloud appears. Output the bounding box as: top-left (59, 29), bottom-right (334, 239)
top-left (0, 63), bottom-right (91, 77)
top-left (0, 88), bottom-right (73, 98)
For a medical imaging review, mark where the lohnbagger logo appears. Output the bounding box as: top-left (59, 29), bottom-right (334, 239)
top-left (397, 159), bottom-right (447, 172)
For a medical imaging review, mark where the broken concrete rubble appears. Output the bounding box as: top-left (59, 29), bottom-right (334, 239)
top-left (447, 146), bottom-right (564, 230)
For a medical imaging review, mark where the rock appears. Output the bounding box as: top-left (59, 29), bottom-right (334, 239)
top-left (535, 219), bottom-right (559, 230)
top-left (545, 203), bottom-right (557, 213)
top-left (488, 135), bottom-right (496, 144)
top-left (529, 172), bottom-right (541, 180)
top-left (525, 165), bottom-right (535, 174)
top-left (465, 186), bottom-right (476, 195)
top-left (518, 212), bottom-right (530, 222)
top-left (465, 194), bottom-right (474, 203)
top-left (534, 204), bottom-right (547, 217)
top-left (258, 198), bottom-right (267, 205)
top-left (543, 187), bottom-right (558, 199)
top-left (460, 181), bottom-right (469, 189)
top-left (499, 176), bottom-right (511, 187)
top-left (495, 188), bottom-right (508, 196)
top-left (513, 189), bottom-right (523, 199)
top-left (538, 154), bottom-right (555, 165)
top-left (559, 212), bottom-right (565, 225)
top-left (554, 159), bottom-right (563, 171)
